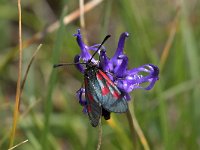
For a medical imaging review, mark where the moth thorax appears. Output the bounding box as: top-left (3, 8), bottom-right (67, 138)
top-left (85, 67), bottom-right (97, 78)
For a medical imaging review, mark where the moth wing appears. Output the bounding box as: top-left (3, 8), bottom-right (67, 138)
top-left (96, 70), bottom-right (128, 113)
top-left (85, 78), bottom-right (101, 127)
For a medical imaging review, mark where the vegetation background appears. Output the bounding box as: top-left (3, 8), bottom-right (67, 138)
top-left (0, 0), bottom-right (200, 149)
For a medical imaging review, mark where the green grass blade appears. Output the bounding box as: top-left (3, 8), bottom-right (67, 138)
top-left (41, 7), bottom-right (67, 150)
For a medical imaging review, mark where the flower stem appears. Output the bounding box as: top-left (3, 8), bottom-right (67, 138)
top-left (127, 101), bottom-right (150, 150)
top-left (97, 117), bottom-right (102, 150)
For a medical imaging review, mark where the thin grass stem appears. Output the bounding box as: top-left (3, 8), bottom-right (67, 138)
top-left (9, 0), bottom-right (22, 147)
top-left (8, 139), bottom-right (28, 150)
top-left (97, 117), bottom-right (102, 150)
top-left (128, 102), bottom-right (150, 150)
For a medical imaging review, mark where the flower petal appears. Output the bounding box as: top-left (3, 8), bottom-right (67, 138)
top-left (74, 55), bottom-right (84, 73)
top-left (76, 88), bottom-right (87, 106)
top-left (74, 29), bottom-right (91, 61)
top-left (99, 49), bottom-right (110, 72)
top-left (114, 64), bottom-right (159, 93)
top-left (115, 79), bottom-right (141, 93)
top-left (123, 92), bottom-right (131, 101)
top-left (111, 32), bottom-right (129, 62)
top-left (114, 55), bottom-right (128, 77)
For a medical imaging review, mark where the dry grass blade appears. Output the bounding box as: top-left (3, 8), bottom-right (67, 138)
top-left (8, 139), bottom-right (28, 150)
top-left (9, 0), bottom-right (23, 147)
top-left (160, 7), bottom-right (180, 71)
top-left (47, 0), bottom-right (103, 34)
top-left (79, 0), bottom-right (85, 28)
top-left (128, 102), bottom-right (150, 150)
top-left (18, 44), bottom-right (42, 111)
top-left (20, 44), bottom-right (42, 96)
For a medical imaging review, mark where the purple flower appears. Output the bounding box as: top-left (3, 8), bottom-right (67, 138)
top-left (74, 29), bottom-right (159, 110)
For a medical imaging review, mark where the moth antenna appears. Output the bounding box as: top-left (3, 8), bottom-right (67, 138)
top-left (53, 62), bottom-right (86, 68)
top-left (88, 35), bottom-right (111, 63)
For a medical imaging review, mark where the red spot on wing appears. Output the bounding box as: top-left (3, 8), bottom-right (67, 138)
top-left (102, 87), bottom-right (110, 96)
top-left (88, 93), bottom-right (94, 102)
top-left (98, 70), bottom-right (115, 86)
top-left (96, 73), bottom-right (103, 80)
top-left (98, 70), bottom-right (121, 98)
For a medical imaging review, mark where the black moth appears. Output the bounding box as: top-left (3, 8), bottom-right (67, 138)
top-left (54, 35), bottom-right (128, 127)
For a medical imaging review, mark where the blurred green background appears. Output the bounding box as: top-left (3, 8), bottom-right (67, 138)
top-left (0, 0), bottom-right (200, 149)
